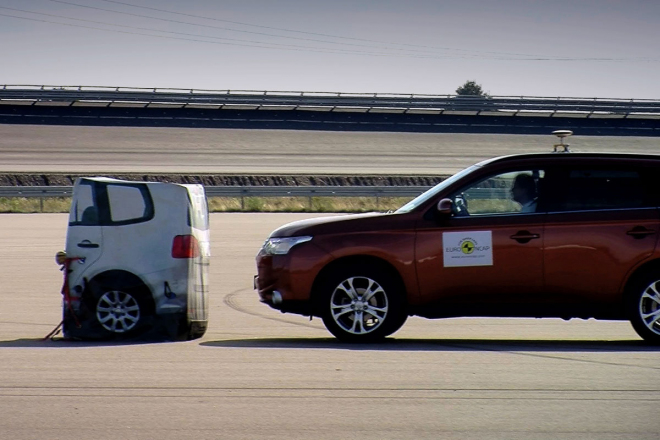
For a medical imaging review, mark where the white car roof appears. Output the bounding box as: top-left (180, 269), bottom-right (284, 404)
top-left (79, 177), bottom-right (202, 191)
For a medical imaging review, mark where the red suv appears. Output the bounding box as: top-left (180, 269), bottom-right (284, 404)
top-left (255, 152), bottom-right (660, 343)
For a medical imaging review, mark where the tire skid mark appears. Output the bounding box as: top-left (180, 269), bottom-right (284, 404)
top-left (444, 342), bottom-right (660, 371)
top-left (0, 321), bottom-right (58, 327)
top-left (223, 288), bottom-right (323, 330)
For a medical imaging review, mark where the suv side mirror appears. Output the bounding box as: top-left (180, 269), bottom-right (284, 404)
top-left (436, 198), bottom-right (453, 216)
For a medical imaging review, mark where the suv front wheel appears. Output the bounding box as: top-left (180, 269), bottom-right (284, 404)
top-left (627, 274), bottom-right (660, 344)
top-left (319, 265), bottom-right (407, 342)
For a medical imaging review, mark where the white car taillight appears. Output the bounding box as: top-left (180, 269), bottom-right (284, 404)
top-left (172, 235), bottom-right (200, 259)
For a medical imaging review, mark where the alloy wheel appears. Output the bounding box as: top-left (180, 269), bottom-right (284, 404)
top-left (96, 290), bottom-right (141, 333)
top-left (330, 276), bottom-right (389, 335)
top-left (639, 280), bottom-right (660, 336)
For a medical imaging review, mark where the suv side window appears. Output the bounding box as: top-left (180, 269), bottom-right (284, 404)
top-left (106, 184), bottom-right (154, 224)
top-left (548, 168), bottom-right (654, 212)
top-left (450, 169), bottom-right (545, 216)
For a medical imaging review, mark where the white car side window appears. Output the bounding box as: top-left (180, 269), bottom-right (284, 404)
top-left (107, 185), bottom-right (147, 222)
top-left (71, 182), bottom-right (97, 225)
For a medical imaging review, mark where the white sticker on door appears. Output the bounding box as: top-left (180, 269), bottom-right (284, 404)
top-left (443, 231), bottom-right (493, 267)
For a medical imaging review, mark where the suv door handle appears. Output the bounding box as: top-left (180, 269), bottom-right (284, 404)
top-left (77, 240), bottom-right (99, 249)
top-left (510, 231), bottom-right (540, 244)
top-left (626, 227), bottom-right (656, 239)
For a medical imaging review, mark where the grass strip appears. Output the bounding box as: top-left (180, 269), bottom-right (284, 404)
top-left (0, 196), bottom-right (414, 214)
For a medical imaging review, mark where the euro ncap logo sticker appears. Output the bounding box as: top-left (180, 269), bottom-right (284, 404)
top-left (443, 231), bottom-right (493, 267)
top-left (461, 240), bottom-right (475, 254)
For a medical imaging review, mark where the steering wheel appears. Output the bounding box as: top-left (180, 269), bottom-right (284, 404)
top-left (453, 194), bottom-right (469, 216)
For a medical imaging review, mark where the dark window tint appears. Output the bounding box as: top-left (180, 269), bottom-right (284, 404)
top-left (553, 169), bottom-right (651, 211)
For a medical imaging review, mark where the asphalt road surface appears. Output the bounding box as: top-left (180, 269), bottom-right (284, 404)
top-left (1, 213), bottom-right (658, 440)
top-left (0, 124), bottom-right (658, 174)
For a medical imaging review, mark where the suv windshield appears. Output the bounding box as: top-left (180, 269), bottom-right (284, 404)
top-left (396, 165), bottom-right (479, 213)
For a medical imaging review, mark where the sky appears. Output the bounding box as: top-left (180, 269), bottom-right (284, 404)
top-left (1, 0), bottom-right (659, 98)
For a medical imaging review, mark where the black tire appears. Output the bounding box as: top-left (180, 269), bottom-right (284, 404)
top-left (319, 264), bottom-right (407, 342)
top-left (626, 273), bottom-right (660, 344)
top-left (186, 320), bottom-right (208, 340)
top-left (90, 282), bottom-right (153, 338)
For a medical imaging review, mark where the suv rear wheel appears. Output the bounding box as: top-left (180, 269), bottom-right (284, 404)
top-left (320, 265), bottom-right (407, 342)
top-left (627, 274), bottom-right (660, 344)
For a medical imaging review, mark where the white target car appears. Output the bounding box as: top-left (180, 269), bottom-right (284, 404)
top-left (60, 177), bottom-right (210, 340)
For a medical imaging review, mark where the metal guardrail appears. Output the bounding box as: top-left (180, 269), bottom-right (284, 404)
top-left (206, 186), bottom-right (432, 197)
top-left (0, 186), bottom-right (75, 197)
top-left (0, 186), bottom-right (518, 212)
top-left (0, 185), bottom-right (434, 212)
top-left (2, 85), bottom-right (660, 116)
top-left (0, 185), bottom-right (513, 198)
top-left (0, 186), bottom-right (433, 198)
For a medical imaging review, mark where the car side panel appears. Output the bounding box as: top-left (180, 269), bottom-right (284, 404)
top-left (544, 208), bottom-right (660, 302)
top-left (415, 214), bottom-right (545, 304)
top-left (314, 231), bottom-right (419, 303)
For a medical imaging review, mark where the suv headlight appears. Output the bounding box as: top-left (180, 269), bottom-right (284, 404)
top-left (260, 236), bottom-right (313, 256)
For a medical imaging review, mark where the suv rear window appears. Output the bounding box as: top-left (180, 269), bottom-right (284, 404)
top-left (550, 168), bottom-right (653, 212)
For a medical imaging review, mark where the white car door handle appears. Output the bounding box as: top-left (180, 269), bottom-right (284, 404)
top-left (77, 240), bottom-right (99, 249)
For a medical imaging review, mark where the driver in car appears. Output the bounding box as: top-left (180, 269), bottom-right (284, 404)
top-left (511, 173), bottom-right (537, 213)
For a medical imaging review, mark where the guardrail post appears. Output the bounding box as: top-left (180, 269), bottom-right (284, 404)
top-left (40, 197), bottom-right (43, 212)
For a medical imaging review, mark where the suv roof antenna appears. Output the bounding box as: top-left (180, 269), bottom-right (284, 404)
top-left (552, 130), bottom-right (573, 153)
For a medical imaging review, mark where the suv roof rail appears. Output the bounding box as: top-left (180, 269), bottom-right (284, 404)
top-left (552, 130), bottom-right (573, 153)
